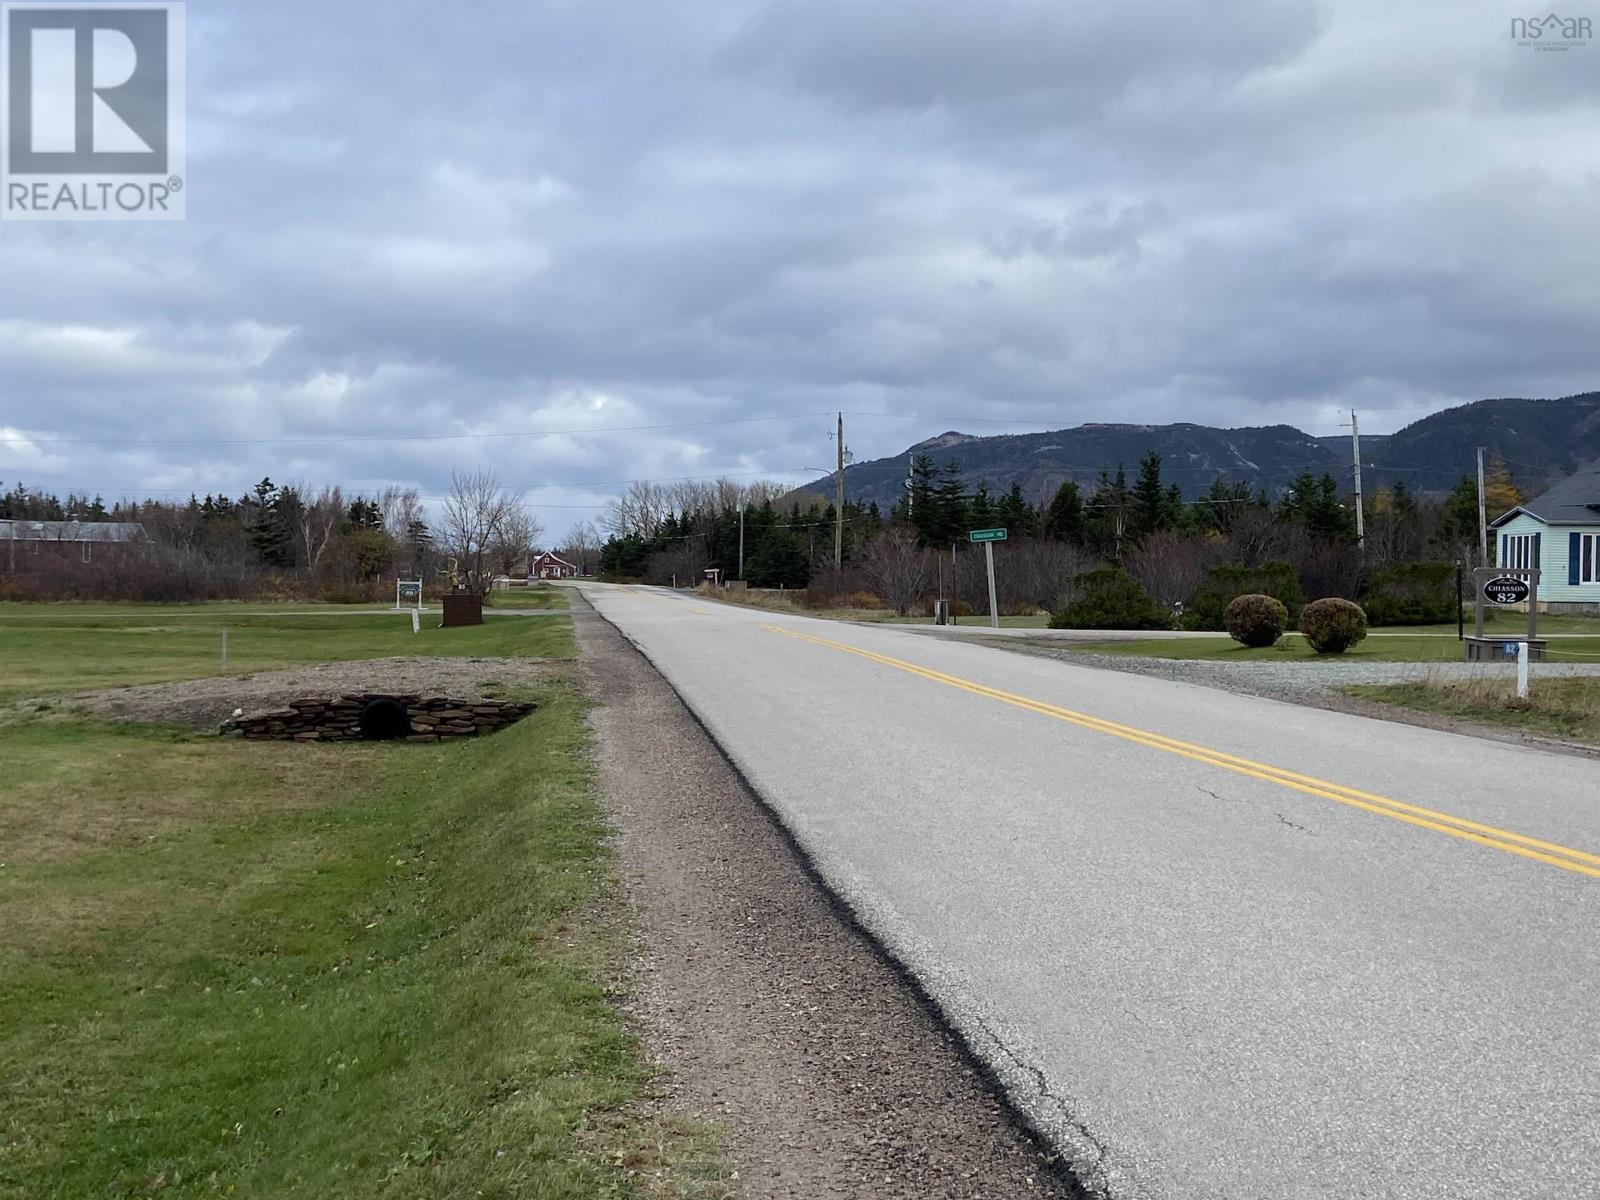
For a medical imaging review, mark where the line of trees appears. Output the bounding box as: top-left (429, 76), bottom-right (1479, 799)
top-left (593, 451), bottom-right (1527, 620)
top-left (1, 471), bottom-right (544, 602)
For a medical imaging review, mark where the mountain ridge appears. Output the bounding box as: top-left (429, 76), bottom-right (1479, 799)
top-left (817, 392), bottom-right (1598, 508)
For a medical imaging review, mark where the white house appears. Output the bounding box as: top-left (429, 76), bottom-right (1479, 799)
top-left (1488, 458), bottom-right (1600, 613)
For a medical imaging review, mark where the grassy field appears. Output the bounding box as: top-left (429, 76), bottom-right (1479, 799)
top-left (0, 603), bottom-right (721, 1198)
top-left (484, 585), bottom-right (568, 610)
top-left (0, 603), bottom-right (574, 702)
top-left (1347, 677), bottom-right (1600, 745)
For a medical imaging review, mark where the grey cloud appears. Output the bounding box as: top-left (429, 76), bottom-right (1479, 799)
top-left (2, 0), bottom-right (1598, 535)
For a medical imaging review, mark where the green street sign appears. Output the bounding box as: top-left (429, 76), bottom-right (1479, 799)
top-left (968, 527), bottom-right (1007, 543)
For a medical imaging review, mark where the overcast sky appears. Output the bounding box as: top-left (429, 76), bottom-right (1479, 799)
top-left (2, 0), bottom-right (1597, 537)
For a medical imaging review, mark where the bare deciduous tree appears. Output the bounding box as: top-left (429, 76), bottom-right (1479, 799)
top-left (602, 480), bottom-right (670, 539)
top-left (491, 504), bottom-right (544, 577)
top-left (439, 469), bottom-right (530, 590)
top-left (858, 528), bottom-right (932, 615)
top-left (296, 485), bottom-right (344, 574)
top-left (558, 519), bottom-right (601, 575)
top-left (1124, 531), bottom-right (1221, 610)
top-left (379, 486), bottom-right (426, 540)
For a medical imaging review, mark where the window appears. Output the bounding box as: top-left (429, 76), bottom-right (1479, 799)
top-left (1582, 533), bottom-right (1600, 585)
top-left (1501, 533), bottom-right (1535, 570)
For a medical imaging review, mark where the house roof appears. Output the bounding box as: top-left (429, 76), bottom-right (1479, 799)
top-left (1489, 458), bottom-right (1600, 527)
top-left (532, 550), bottom-right (576, 566)
top-left (0, 519), bottom-right (147, 542)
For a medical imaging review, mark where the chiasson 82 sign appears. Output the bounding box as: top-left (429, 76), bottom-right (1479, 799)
top-left (2, 2), bottom-right (186, 221)
top-left (1482, 575), bottom-right (1532, 606)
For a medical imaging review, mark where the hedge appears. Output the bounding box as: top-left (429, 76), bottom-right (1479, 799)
top-left (1359, 561), bottom-right (1459, 626)
top-left (1182, 561), bottom-right (1305, 631)
top-left (1050, 566), bottom-right (1172, 630)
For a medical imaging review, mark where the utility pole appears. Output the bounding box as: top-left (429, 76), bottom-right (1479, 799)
top-left (834, 412), bottom-right (845, 569)
top-left (1476, 446), bottom-right (1488, 565)
top-left (737, 503), bottom-right (746, 581)
top-left (1349, 409), bottom-right (1365, 548)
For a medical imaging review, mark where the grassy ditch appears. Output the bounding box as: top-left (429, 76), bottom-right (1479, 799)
top-left (1345, 676), bottom-right (1600, 746)
top-left (0, 603), bottom-right (574, 702)
top-left (0, 687), bottom-right (723, 1199)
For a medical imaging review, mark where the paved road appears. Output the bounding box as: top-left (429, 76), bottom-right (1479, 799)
top-left (576, 582), bottom-right (1600, 1200)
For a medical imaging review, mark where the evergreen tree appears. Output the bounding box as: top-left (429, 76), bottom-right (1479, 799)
top-left (928, 459), bottom-right (970, 545)
top-left (1129, 451), bottom-right (1168, 541)
top-left (1201, 479), bottom-right (1259, 535)
top-left (901, 455), bottom-right (939, 538)
top-left (968, 482), bottom-right (995, 531)
top-left (1085, 466), bottom-right (1131, 558)
top-left (246, 478), bottom-right (291, 566)
top-left (1436, 476), bottom-right (1482, 557)
top-left (997, 482), bottom-right (1036, 536)
top-left (1042, 481), bottom-right (1085, 544)
top-left (746, 529), bottom-right (810, 588)
top-left (1280, 472), bottom-right (1354, 540)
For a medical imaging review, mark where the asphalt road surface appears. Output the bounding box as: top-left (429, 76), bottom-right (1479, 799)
top-left (575, 583), bottom-right (1600, 1200)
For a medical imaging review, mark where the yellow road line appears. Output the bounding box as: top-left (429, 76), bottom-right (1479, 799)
top-left (626, 587), bottom-right (714, 616)
top-left (760, 623), bottom-right (1600, 880)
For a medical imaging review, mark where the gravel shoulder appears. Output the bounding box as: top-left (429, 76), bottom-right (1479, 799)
top-left (32, 655), bottom-right (565, 730)
top-left (574, 594), bottom-right (1075, 1199)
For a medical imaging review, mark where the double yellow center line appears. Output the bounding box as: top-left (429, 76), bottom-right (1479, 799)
top-left (760, 623), bottom-right (1600, 880)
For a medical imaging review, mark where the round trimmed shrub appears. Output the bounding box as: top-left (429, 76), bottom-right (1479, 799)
top-left (1300, 597), bottom-right (1368, 655)
top-left (1224, 593), bottom-right (1288, 647)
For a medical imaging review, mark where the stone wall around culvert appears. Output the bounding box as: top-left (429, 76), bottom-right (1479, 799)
top-left (224, 693), bottom-right (535, 742)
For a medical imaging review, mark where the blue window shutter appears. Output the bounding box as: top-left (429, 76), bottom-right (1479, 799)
top-left (1571, 532), bottom-right (1582, 586)
top-left (1533, 532), bottom-right (1541, 570)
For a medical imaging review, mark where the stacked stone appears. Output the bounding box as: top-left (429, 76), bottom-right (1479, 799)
top-left (226, 693), bottom-right (535, 742)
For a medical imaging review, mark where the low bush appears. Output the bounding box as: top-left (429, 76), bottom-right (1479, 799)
top-left (1360, 561), bottom-right (1459, 626)
top-left (1300, 597), bottom-right (1368, 654)
top-left (1050, 566), bottom-right (1171, 630)
top-left (839, 590), bottom-right (888, 610)
top-left (1183, 561), bottom-right (1305, 631)
top-left (1224, 593), bottom-right (1289, 647)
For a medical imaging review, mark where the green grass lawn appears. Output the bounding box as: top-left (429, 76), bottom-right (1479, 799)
top-left (484, 586), bottom-right (568, 610)
top-left (0, 687), bottom-right (723, 1199)
top-left (1066, 629), bottom-right (1600, 663)
top-left (1346, 677), bottom-right (1600, 745)
top-left (0, 603), bottom-right (575, 702)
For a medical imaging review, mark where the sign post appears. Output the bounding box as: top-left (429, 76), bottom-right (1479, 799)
top-left (395, 579), bottom-right (422, 612)
top-left (1464, 567), bottom-right (1543, 664)
top-left (968, 528), bottom-right (1007, 628)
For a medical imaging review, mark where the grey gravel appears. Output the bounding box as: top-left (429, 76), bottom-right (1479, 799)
top-left (575, 594), bottom-right (1073, 1200)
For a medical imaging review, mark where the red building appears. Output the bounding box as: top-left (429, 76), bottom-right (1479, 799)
top-left (529, 550), bottom-right (579, 579)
